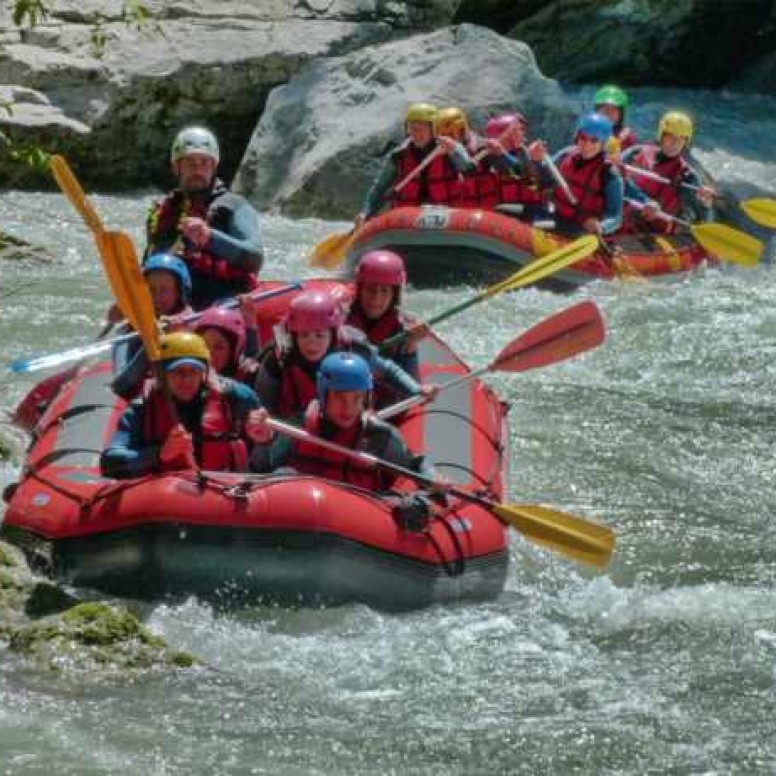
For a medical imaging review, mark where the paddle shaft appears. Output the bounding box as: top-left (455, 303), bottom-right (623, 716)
top-left (625, 197), bottom-right (692, 228)
top-left (623, 163), bottom-right (707, 194)
top-left (544, 153), bottom-right (578, 205)
top-left (391, 145), bottom-right (445, 194)
top-left (264, 417), bottom-right (614, 569)
top-left (471, 118), bottom-right (525, 163)
top-left (10, 282), bottom-right (301, 374)
top-left (268, 417), bottom-right (494, 508)
top-left (379, 235), bottom-right (600, 352)
top-left (377, 367), bottom-right (488, 420)
top-left (378, 299), bottom-right (605, 420)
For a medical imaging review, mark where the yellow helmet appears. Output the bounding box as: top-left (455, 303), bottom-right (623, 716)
top-left (157, 332), bottom-right (210, 370)
top-left (405, 102), bottom-right (438, 125)
top-left (435, 107), bottom-right (469, 139)
top-left (658, 111), bottom-right (693, 142)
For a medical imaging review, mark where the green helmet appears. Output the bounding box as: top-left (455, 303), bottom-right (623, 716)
top-left (594, 85), bottom-right (628, 110)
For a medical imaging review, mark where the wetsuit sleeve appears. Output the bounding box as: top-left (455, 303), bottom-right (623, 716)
top-left (623, 176), bottom-right (654, 206)
top-left (449, 141), bottom-right (475, 173)
top-left (372, 353), bottom-right (421, 401)
top-left (599, 167), bottom-right (624, 235)
top-left (206, 197), bottom-right (264, 273)
top-left (100, 403), bottom-right (160, 479)
top-left (360, 154), bottom-right (398, 218)
top-left (378, 424), bottom-right (437, 482)
top-left (537, 150), bottom-right (568, 189)
top-left (391, 348), bottom-right (421, 382)
top-left (111, 338), bottom-right (150, 401)
top-left (249, 431), bottom-right (294, 473)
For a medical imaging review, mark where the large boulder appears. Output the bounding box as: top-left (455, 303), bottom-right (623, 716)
top-left (500, 0), bottom-right (776, 87)
top-left (0, 0), bottom-right (462, 189)
top-left (233, 24), bottom-right (575, 219)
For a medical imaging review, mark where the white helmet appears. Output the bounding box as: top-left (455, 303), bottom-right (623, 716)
top-left (170, 126), bottom-right (220, 164)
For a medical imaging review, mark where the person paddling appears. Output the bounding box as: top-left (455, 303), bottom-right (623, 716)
top-left (594, 85), bottom-right (637, 152)
top-left (112, 253), bottom-right (193, 401)
top-left (622, 111), bottom-right (715, 233)
top-left (345, 250), bottom-right (427, 386)
top-left (477, 113), bottom-right (548, 218)
top-left (101, 333), bottom-right (260, 479)
top-left (254, 290), bottom-right (434, 418)
top-left (193, 304), bottom-right (259, 384)
top-left (144, 126), bottom-right (264, 310)
top-left (354, 103), bottom-right (474, 227)
top-left (248, 352), bottom-right (435, 494)
top-left (535, 113), bottom-right (624, 237)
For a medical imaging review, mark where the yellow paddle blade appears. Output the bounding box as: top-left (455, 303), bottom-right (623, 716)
top-left (495, 502), bottom-right (615, 568)
top-left (741, 198), bottom-right (776, 229)
top-left (50, 155), bottom-right (104, 234)
top-left (103, 231), bottom-right (161, 360)
top-left (95, 232), bottom-right (136, 326)
top-left (308, 229), bottom-right (356, 269)
top-left (691, 223), bottom-right (762, 267)
top-left (484, 235), bottom-right (599, 298)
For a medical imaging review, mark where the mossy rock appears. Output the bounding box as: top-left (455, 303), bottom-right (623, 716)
top-left (9, 602), bottom-right (198, 674)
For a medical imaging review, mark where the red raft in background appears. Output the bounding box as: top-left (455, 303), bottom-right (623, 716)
top-left (345, 206), bottom-right (715, 290)
top-left (2, 280), bottom-right (511, 612)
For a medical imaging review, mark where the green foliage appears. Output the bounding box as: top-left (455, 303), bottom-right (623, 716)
top-left (11, 0), bottom-right (49, 28)
top-left (8, 142), bottom-right (51, 172)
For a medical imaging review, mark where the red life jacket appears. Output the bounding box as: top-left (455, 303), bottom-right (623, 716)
top-left (498, 170), bottom-right (544, 206)
top-left (274, 353), bottom-right (319, 419)
top-left (142, 382), bottom-right (248, 472)
top-left (629, 144), bottom-right (689, 216)
top-left (346, 305), bottom-right (405, 352)
top-left (555, 150), bottom-right (611, 224)
top-left (292, 403), bottom-right (387, 490)
top-left (390, 144), bottom-right (460, 208)
top-left (146, 183), bottom-right (259, 289)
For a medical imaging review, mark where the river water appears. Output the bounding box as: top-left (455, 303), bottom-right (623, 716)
top-left (0, 87), bottom-right (775, 774)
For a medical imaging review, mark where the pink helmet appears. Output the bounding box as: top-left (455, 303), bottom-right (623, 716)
top-left (485, 113), bottom-right (528, 140)
top-left (193, 307), bottom-right (247, 358)
top-left (355, 250), bottom-right (407, 286)
top-left (285, 291), bottom-right (344, 333)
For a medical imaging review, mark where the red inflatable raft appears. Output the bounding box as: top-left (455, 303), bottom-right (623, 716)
top-left (346, 206), bottom-right (715, 289)
top-left (2, 280), bottom-right (510, 611)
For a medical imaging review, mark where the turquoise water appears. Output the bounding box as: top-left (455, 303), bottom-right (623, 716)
top-left (1, 87), bottom-right (775, 774)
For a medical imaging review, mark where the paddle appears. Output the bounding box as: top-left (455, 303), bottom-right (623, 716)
top-left (625, 198), bottom-right (762, 267)
top-left (380, 235), bottom-right (599, 352)
top-left (50, 155), bottom-right (105, 235)
top-left (624, 162), bottom-right (776, 230)
top-left (9, 282), bottom-right (303, 375)
top-left (378, 300), bottom-right (605, 420)
top-left (264, 416), bottom-right (615, 568)
top-left (741, 198), bottom-right (776, 229)
top-left (544, 152), bottom-right (578, 205)
top-left (309, 145), bottom-right (448, 270)
top-left (308, 229), bottom-right (358, 270)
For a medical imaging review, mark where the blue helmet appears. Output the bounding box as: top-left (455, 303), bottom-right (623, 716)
top-left (576, 112), bottom-right (613, 143)
top-left (316, 352), bottom-right (373, 404)
top-left (143, 253), bottom-right (192, 303)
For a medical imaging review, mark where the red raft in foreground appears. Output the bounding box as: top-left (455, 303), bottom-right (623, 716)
top-left (345, 206), bottom-right (715, 289)
top-left (2, 280), bottom-right (510, 611)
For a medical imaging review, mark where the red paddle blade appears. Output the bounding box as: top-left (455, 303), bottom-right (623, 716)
top-left (493, 301), bottom-right (605, 373)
